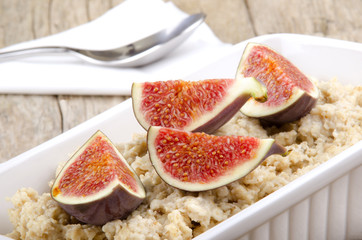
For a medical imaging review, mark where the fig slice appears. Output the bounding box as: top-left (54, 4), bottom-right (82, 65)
top-left (239, 42), bottom-right (319, 124)
top-left (51, 130), bottom-right (145, 225)
top-left (132, 77), bottom-right (267, 133)
top-left (147, 126), bottom-right (288, 192)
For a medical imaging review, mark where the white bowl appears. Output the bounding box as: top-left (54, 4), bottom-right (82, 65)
top-left (1, 33), bottom-right (361, 239)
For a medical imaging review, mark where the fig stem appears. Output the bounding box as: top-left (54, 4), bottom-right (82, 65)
top-left (240, 77), bottom-right (268, 103)
top-left (282, 149), bottom-right (292, 157)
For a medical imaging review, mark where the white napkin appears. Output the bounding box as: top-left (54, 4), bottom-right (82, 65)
top-left (0, 0), bottom-right (232, 95)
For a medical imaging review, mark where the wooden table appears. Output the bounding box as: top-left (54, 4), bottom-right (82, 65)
top-left (1, 0), bottom-right (361, 163)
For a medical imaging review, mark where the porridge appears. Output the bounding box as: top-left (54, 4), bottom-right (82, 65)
top-left (6, 78), bottom-right (362, 240)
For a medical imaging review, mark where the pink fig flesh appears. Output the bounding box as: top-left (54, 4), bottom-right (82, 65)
top-left (51, 130), bottom-right (145, 225)
top-left (239, 42), bottom-right (319, 124)
top-left (147, 126), bottom-right (288, 192)
top-left (132, 77), bottom-right (267, 133)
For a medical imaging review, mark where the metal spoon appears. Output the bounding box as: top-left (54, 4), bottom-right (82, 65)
top-left (0, 13), bottom-right (205, 67)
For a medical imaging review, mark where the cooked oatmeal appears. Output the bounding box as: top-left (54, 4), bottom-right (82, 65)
top-left (7, 78), bottom-right (362, 240)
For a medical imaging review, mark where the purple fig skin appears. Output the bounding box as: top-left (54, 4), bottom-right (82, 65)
top-left (147, 127), bottom-right (289, 192)
top-left (258, 92), bottom-right (317, 125)
top-left (56, 185), bottom-right (144, 226)
top-left (51, 130), bottom-right (146, 226)
top-left (230, 143), bottom-right (289, 189)
top-left (132, 77), bottom-right (267, 134)
top-left (150, 140), bottom-right (288, 192)
top-left (263, 142), bottom-right (290, 159)
top-left (239, 42), bottom-right (319, 124)
top-left (192, 94), bottom-right (251, 133)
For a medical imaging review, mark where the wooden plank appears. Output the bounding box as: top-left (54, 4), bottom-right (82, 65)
top-left (45, 0), bottom-right (128, 135)
top-left (58, 95), bottom-right (129, 131)
top-left (247, 0), bottom-right (362, 42)
top-left (170, 0), bottom-right (255, 43)
top-left (87, 0), bottom-right (112, 20)
top-left (199, 0), bottom-right (255, 43)
top-left (0, 95), bottom-right (62, 162)
top-left (49, 0), bottom-right (89, 34)
top-left (31, 0), bottom-right (51, 39)
top-left (0, 0), bottom-right (120, 162)
top-left (1, 0), bottom-right (34, 46)
top-left (1, 0), bottom-right (360, 164)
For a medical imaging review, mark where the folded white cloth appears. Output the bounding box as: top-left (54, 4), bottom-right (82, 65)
top-left (0, 0), bottom-right (232, 95)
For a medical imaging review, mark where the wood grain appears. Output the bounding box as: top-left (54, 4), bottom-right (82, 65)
top-left (247, 0), bottom-right (362, 42)
top-left (0, 0), bottom-right (361, 162)
top-left (0, 95), bottom-right (61, 161)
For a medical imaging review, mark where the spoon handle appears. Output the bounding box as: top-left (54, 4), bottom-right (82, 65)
top-left (0, 46), bottom-right (69, 61)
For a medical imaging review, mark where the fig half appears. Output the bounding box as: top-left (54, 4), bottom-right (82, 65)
top-left (51, 131), bottom-right (145, 225)
top-left (239, 43), bottom-right (319, 124)
top-left (147, 126), bottom-right (288, 192)
top-left (132, 77), bottom-right (267, 133)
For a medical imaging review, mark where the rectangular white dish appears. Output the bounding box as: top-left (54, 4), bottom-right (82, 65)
top-left (0, 33), bottom-right (361, 239)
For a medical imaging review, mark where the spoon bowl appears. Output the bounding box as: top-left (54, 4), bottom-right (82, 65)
top-left (0, 13), bottom-right (205, 67)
